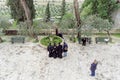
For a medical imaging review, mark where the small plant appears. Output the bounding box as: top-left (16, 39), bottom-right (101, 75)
top-left (69, 36), bottom-right (77, 43)
top-left (40, 35), bottom-right (62, 46)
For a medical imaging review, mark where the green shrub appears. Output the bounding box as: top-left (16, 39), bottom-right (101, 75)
top-left (40, 35), bottom-right (62, 46)
top-left (69, 36), bottom-right (77, 43)
top-left (112, 33), bottom-right (120, 38)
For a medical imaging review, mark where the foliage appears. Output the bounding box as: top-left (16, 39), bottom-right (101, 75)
top-left (0, 17), bottom-right (11, 30)
top-left (44, 2), bottom-right (51, 22)
top-left (9, 20), bottom-right (18, 29)
top-left (80, 3), bottom-right (92, 18)
top-left (60, 13), bottom-right (75, 29)
top-left (60, 0), bottom-right (66, 20)
top-left (83, 15), bottom-right (113, 32)
top-left (33, 20), bottom-right (42, 35)
top-left (40, 35), bottom-right (62, 46)
top-left (81, 0), bottom-right (119, 21)
top-left (112, 33), bottom-right (120, 38)
top-left (90, 15), bottom-right (113, 32)
top-left (2, 1), bottom-right (72, 18)
top-left (69, 36), bottom-right (77, 43)
top-left (81, 25), bottom-right (93, 36)
top-left (18, 21), bottom-right (43, 36)
top-left (7, 0), bottom-right (35, 22)
top-left (18, 22), bottom-right (29, 36)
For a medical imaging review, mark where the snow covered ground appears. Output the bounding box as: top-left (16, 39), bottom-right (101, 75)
top-left (0, 41), bottom-right (120, 80)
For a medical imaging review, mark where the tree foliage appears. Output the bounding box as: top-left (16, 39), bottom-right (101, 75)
top-left (0, 17), bottom-right (11, 30)
top-left (45, 2), bottom-right (51, 22)
top-left (82, 15), bottom-right (113, 36)
top-left (60, 13), bottom-right (75, 29)
top-left (7, 0), bottom-right (35, 22)
top-left (61, 0), bottom-right (66, 20)
top-left (81, 0), bottom-right (118, 21)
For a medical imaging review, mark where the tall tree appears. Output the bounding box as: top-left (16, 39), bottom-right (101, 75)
top-left (61, 0), bottom-right (66, 20)
top-left (7, 0), bottom-right (35, 22)
top-left (7, 0), bottom-right (35, 37)
top-left (45, 2), bottom-right (51, 22)
top-left (74, 0), bottom-right (81, 38)
top-left (20, 0), bottom-right (33, 37)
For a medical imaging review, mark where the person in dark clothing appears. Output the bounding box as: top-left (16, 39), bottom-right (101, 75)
top-left (90, 60), bottom-right (98, 76)
top-left (57, 43), bottom-right (63, 58)
top-left (47, 43), bottom-right (53, 57)
top-left (53, 43), bottom-right (57, 59)
top-left (57, 33), bottom-right (63, 39)
top-left (62, 42), bottom-right (68, 57)
top-left (82, 38), bottom-right (86, 46)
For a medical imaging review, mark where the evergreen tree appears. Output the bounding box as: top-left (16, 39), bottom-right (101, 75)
top-left (61, 0), bottom-right (66, 20)
top-left (7, 0), bottom-right (35, 22)
top-left (45, 2), bottom-right (51, 22)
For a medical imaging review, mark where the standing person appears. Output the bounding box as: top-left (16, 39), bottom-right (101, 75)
top-left (90, 60), bottom-right (98, 76)
top-left (82, 38), bottom-right (86, 46)
top-left (47, 43), bottom-right (53, 57)
top-left (58, 42), bottom-right (63, 58)
top-left (53, 43), bottom-right (57, 59)
top-left (62, 42), bottom-right (68, 57)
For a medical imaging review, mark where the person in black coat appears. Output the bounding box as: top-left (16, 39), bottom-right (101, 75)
top-left (82, 38), bottom-right (86, 46)
top-left (47, 43), bottom-right (53, 57)
top-left (57, 42), bottom-right (63, 58)
top-left (53, 43), bottom-right (57, 59)
top-left (90, 60), bottom-right (98, 76)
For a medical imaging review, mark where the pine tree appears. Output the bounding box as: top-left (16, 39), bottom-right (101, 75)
top-left (61, 0), bottom-right (66, 20)
top-left (45, 2), bottom-right (51, 22)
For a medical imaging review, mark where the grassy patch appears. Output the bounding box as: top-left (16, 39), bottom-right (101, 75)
top-left (69, 37), bottom-right (77, 43)
top-left (94, 33), bottom-right (107, 36)
top-left (112, 33), bottom-right (120, 38)
top-left (40, 35), bottom-right (62, 46)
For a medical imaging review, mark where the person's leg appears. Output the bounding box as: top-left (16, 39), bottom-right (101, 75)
top-left (91, 70), bottom-right (95, 76)
top-left (64, 52), bottom-right (67, 57)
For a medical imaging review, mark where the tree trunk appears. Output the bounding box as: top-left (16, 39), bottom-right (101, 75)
top-left (106, 30), bottom-right (112, 42)
top-left (20, 0), bottom-right (34, 37)
top-left (74, 0), bottom-right (81, 39)
top-left (107, 31), bottom-right (110, 37)
top-left (55, 28), bottom-right (58, 35)
top-left (0, 37), bottom-right (3, 43)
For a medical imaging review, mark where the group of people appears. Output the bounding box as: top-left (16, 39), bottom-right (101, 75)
top-left (81, 37), bottom-right (91, 46)
top-left (47, 41), bottom-right (98, 77)
top-left (47, 42), bottom-right (68, 59)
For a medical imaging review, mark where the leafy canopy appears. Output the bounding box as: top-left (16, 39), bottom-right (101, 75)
top-left (81, 0), bottom-right (119, 21)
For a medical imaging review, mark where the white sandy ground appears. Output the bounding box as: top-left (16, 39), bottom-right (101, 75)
top-left (0, 41), bottom-right (120, 80)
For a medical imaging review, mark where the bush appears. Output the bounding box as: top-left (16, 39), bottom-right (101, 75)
top-left (69, 36), bottom-right (77, 43)
top-left (40, 35), bottom-right (62, 46)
